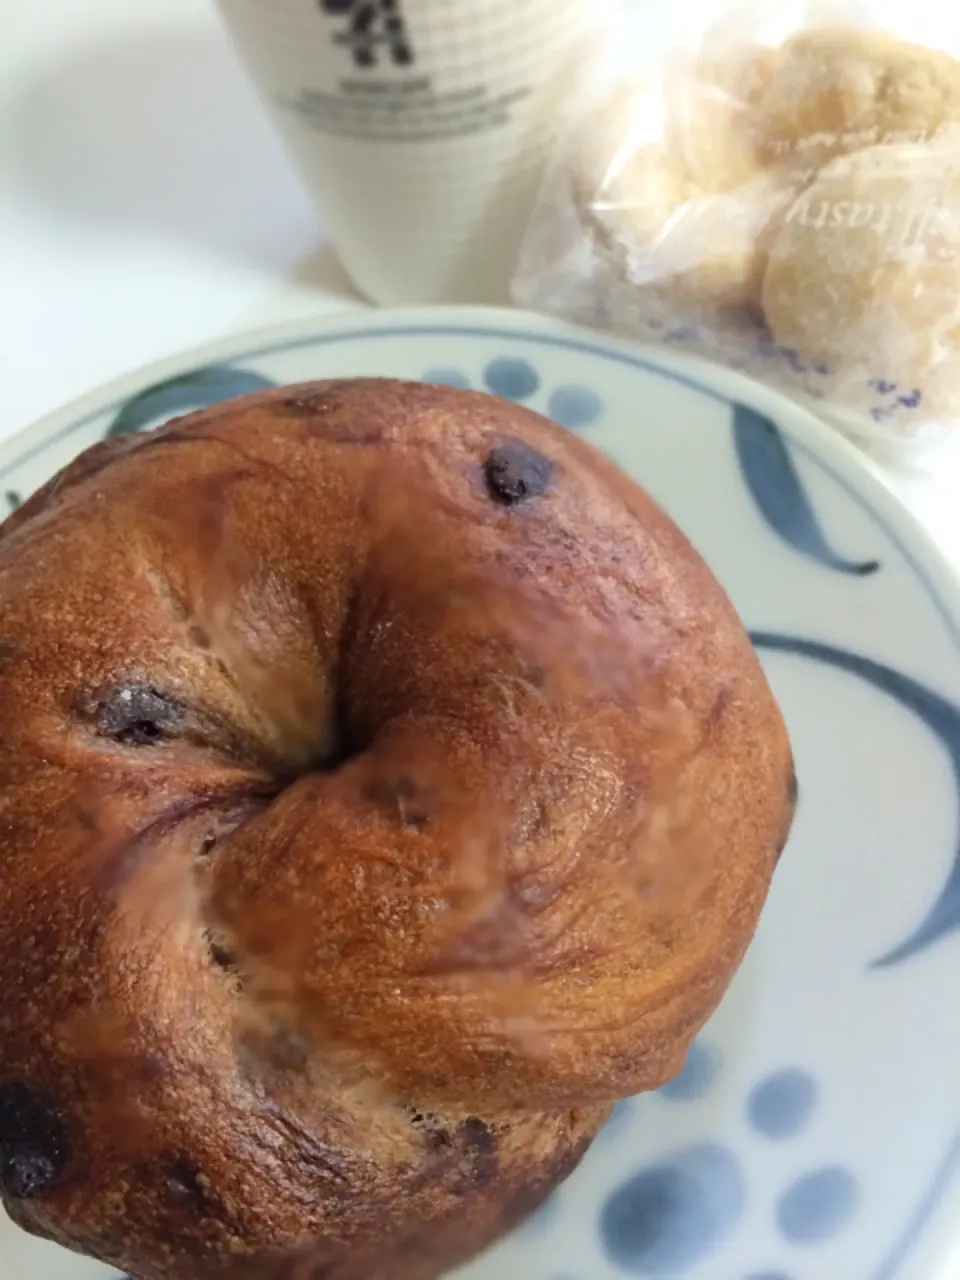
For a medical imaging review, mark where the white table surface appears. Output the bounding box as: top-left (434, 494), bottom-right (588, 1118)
top-left (3, 0), bottom-right (960, 579)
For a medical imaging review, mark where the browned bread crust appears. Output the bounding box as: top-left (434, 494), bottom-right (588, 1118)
top-left (0, 379), bottom-right (794, 1278)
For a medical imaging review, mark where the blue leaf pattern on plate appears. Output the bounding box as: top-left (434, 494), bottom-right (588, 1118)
top-left (871, 1132), bottom-right (960, 1280)
top-left (751, 632), bottom-right (960, 966)
top-left (4, 491), bottom-right (21, 513)
top-left (106, 365), bottom-right (277, 437)
top-left (734, 406), bottom-right (880, 576)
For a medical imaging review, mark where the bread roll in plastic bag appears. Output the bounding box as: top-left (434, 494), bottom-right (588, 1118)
top-left (512, 0), bottom-right (960, 465)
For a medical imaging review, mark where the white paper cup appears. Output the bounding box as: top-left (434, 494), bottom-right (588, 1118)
top-left (216, 0), bottom-right (617, 305)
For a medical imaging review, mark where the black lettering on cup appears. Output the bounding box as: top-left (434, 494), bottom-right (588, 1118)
top-left (320, 0), bottom-right (415, 69)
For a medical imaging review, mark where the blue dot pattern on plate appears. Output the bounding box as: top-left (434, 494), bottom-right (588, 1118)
top-left (776, 1166), bottom-right (860, 1244)
top-left (600, 1143), bottom-right (746, 1274)
top-left (597, 1060), bottom-right (865, 1270)
top-left (747, 1068), bottom-right (819, 1140)
top-left (547, 385), bottom-right (604, 429)
top-left (421, 366), bottom-right (472, 390)
top-left (419, 356), bottom-right (604, 429)
top-left (658, 1039), bottom-right (722, 1103)
top-left (482, 356), bottom-right (541, 401)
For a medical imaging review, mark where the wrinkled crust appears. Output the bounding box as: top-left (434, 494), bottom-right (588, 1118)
top-left (0, 378), bottom-right (794, 1279)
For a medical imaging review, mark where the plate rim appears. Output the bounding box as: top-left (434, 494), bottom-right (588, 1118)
top-left (3, 303), bottom-right (959, 647)
top-left (3, 304), bottom-right (960, 1274)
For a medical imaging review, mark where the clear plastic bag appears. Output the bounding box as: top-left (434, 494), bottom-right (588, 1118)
top-left (512, 1), bottom-right (960, 467)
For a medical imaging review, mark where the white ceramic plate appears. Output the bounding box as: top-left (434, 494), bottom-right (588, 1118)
top-left (2, 307), bottom-right (959, 1280)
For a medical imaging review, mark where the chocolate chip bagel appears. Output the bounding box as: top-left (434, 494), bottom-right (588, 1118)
top-left (0, 379), bottom-right (794, 1280)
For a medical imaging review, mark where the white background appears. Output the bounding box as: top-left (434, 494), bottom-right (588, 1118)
top-left (0, 0), bottom-right (366, 440)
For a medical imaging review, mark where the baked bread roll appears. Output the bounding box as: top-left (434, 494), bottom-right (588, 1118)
top-left (762, 142), bottom-right (960, 423)
top-left (0, 380), bottom-right (795, 1279)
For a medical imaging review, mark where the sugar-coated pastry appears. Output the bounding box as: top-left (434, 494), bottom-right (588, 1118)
top-left (757, 27), bottom-right (960, 170)
top-left (762, 142), bottom-right (960, 420)
top-left (572, 59), bottom-right (795, 313)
